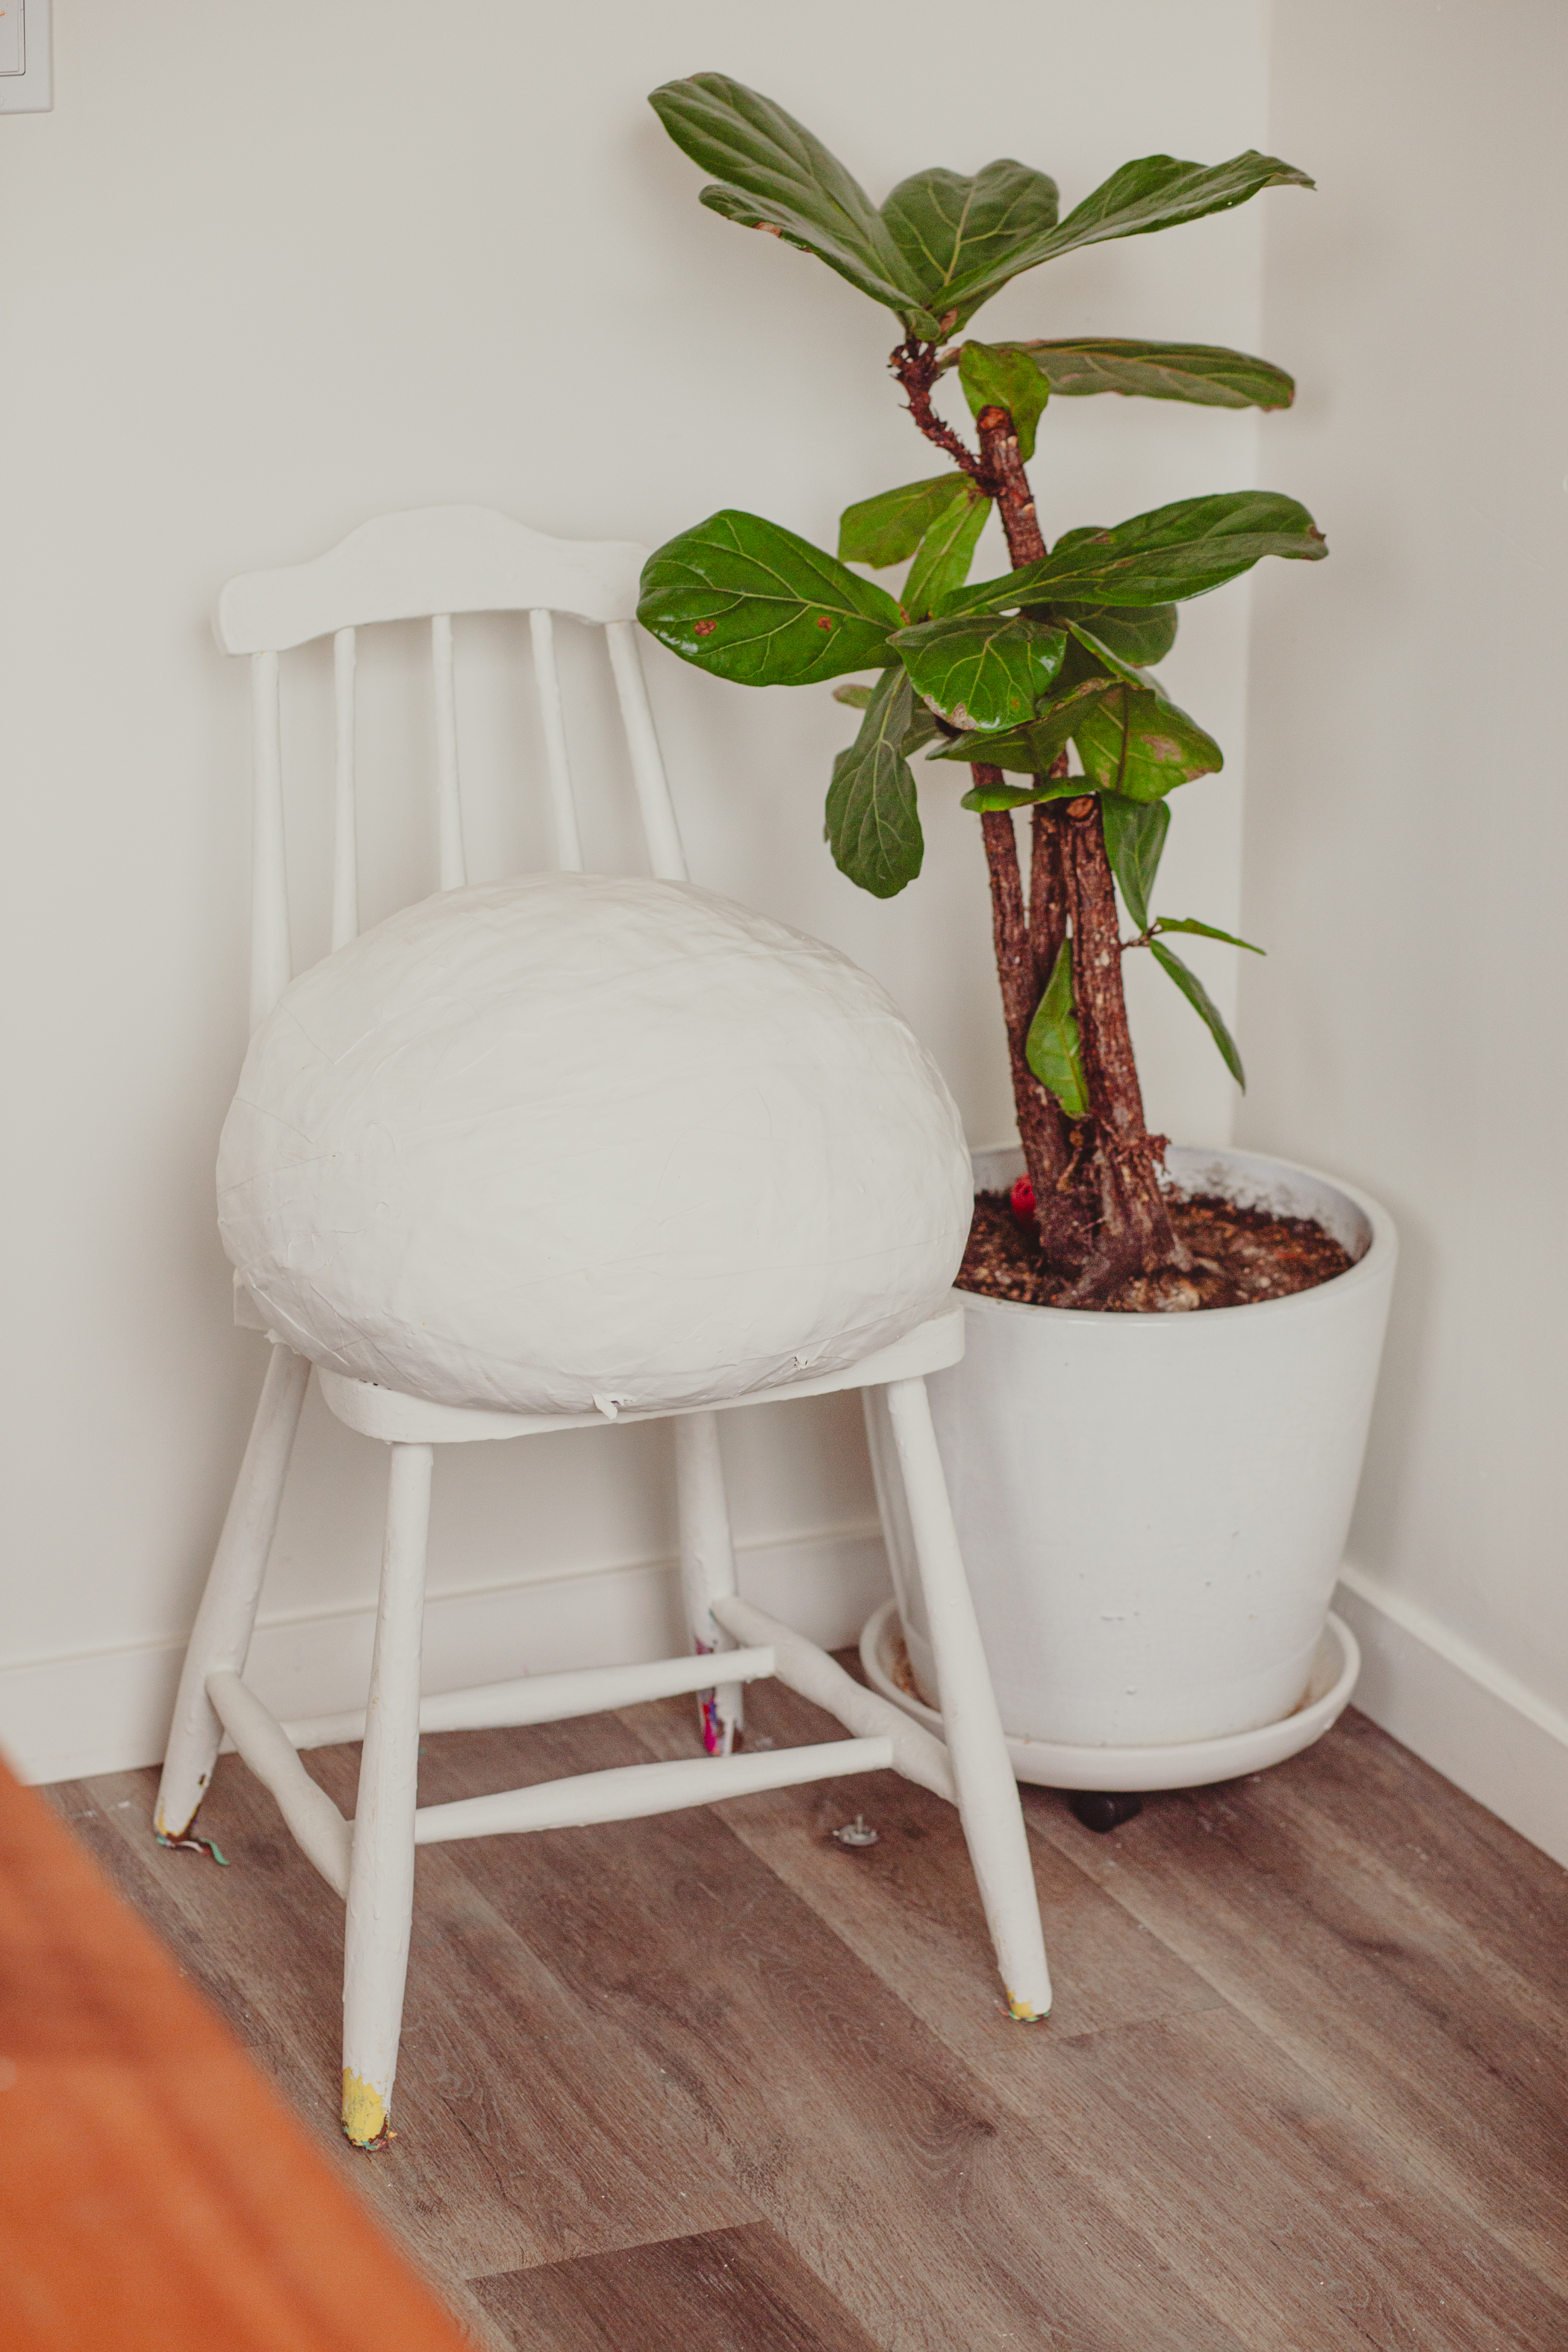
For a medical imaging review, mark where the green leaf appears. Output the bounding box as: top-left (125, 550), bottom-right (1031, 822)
top-left (648, 76), bottom-right (942, 334)
top-left (638, 510), bottom-right (901, 687)
top-left (1153, 915), bottom-right (1264, 954)
top-left (825, 667), bottom-right (924, 897)
top-left (891, 613), bottom-right (1065, 734)
top-left (902, 485), bottom-right (991, 620)
top-left (1064, 603), bottom-right (1178, 666)
top-left (938, 149), bottom-right (1314, 319)
top-left (927, 675), bottom-right (1122, 769)
top-left (1025, 942), bottom-right (1089, 1118)
top-left (1100, 791), bottom-right (1169, 932)
top-left (947, 491), bottom-right (1327, 615)
top-left (900, 697), bottom-right (948, 757)
top-left (1149, 939), bottom-right (1245, 1087)
top-left (1072, 676), bottom-right (1223, 802)
top-left (956, 341), bottom-right (1050, 460)
top-left (839, 475), bottom-right (973, 568)
top-left (832, 682), bottom-right (874, 708)
top-left (879, 160), bottom-right (1060, 332)
top-left (959, 772), bottom-right (1091, 812)
top-left (1007, 337), bottom-right (1294, 411)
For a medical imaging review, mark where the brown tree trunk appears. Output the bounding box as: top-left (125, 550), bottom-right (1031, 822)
top-left (1054, 797), bottom-right (1186, 1302)
top-left (896, 361), bottom-right (1188, 1298)
top-left (971, 402), bottom-right (1183, 1300)
top-left (977, 792), bottom-right (1087, 1269)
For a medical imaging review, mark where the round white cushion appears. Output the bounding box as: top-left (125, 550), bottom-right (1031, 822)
top-left (218, 874), bottom-right (971, 1416)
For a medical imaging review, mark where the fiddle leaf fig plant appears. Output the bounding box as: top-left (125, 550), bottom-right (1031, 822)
top-left (637, 73), bottom-right (1326, 1304)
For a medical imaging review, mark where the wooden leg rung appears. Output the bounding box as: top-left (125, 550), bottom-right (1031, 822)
top-left (206, 1671), bottom-right (351, 1899)
top-left (413, 1736), bottom-right (892, 1847)
top-left (712, 1593), bottom-right (958, 1805)
top-left (284, 1646), bottom-right (778, 1752)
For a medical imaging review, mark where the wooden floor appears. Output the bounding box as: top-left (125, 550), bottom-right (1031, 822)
top-left (50, 1669), bottom-right (1568, 2351)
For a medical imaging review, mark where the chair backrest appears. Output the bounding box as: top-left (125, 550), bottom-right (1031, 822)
top-left (217, 505), bottom-right (688, 1031)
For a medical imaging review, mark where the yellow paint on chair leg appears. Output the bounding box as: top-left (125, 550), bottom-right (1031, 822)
top-left (1007, 1992), bottom-right (1050, 2022)
top-left (341, 2070), bottom-right (388, 2147)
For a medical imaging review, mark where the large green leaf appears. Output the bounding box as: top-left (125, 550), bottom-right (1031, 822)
top-left (648, 76), bottom-right (942, 333)
top-left (938, 149), bottom-right (1314, 318)
top-left (959, 771), bottom-right (1092, 812)
top-left (1149, 939), bottom-right (1245, 1086)
top-left (900, 696), bottom-right (948, 756)
top-left (651, 84), bottom-right (1310, 341)
top-left (1063, 603), bottom-right (1178, 666)
top-left (956, 341), bottom-right (1050, 459)
top-left (1153, 915), bottom-right (1264, 953)
top-left (1004, 337), bottom-right (1295, 410)
top-left (946, 491), bottom-right (1327, 615)
top-left (839, 475), bottom-right (972, 568)
top-left (825, 667), bottom-right (924, 896)
top-left (1026, 942), bottom-right (1089, 1117)
top-left (880, 161), bottom-right (1060, 333)
top-left (891, 613), bottom-right (1065, 733)
top-left (902, 484), bottom-right (991, 620)
top-left (1072, 676), bottom-right (1223, 802)
top-left (1100, 791), bottom-right (1169, 932)
top-left (638, 511), bottom-right (900, 687)
top-left (927, 675), bottom-right (1121, 770)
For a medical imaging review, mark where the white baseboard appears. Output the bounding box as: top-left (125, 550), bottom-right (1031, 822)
top-left (15, 1534), bottom-right (1562, 1876)
top-left (1335, 1562), bottom-right (1568, 1872)
top-left (0, 1528), bottom-right (892, 1788)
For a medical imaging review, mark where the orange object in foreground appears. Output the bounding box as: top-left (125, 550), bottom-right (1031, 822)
top-left (0, 1758), bottom-right (468, 2352)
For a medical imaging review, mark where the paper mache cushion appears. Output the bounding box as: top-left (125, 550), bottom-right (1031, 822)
top-left (217, 873), bottom-right (972, 1416)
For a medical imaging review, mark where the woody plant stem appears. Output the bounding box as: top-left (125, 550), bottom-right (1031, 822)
top-left (892, 340), bottom-right (1185, 1300)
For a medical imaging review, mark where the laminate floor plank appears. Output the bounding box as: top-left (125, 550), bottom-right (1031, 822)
top-left (1021, 1716), bottom-right (1568, 2297)
top-left (475, 2223), bottom-right (885, 2352)
top-left (620, 1690), bottom-right (1568, 2350)
top-left (418, 1714), bottom-right (1251, 2352)
top-left (1019, 2004), bottom-right (1568, 2351)
top-left (626, 1678), bottom-right (1226, 2078)
top-left (55, 1755), bottom-right (754, 2284)
top-left (54, 1690), bottom-right (1568, 2351)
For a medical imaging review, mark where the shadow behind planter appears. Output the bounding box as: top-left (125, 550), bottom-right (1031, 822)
top-left (870, 1145), bottom-right (1396, 1751)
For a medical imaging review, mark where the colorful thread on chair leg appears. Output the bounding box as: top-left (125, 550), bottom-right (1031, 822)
top-left (1007, 1990), bottom-right (1049, 2022)
top-left (154, 1826), bottom-right (229, 1866)
top-left (699, 1685), bottom-right (724, 1755)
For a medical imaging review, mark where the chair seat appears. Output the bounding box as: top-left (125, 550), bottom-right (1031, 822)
top-left (308, 1301), bottom-right (966, 1445)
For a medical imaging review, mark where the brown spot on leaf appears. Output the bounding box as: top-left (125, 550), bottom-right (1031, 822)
top-left (693, 620), bottom-right (718, 637)
top-left (815, 616), bottom-right (833, 629)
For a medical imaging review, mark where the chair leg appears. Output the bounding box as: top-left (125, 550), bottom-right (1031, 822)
top-left (882, 1377), bottom-right (1053, 2021)
top-left (341, 1442), bottom-right (432, 2148)
top-left (674, 1411), bottom-right (742, 1755)
top-left (155, 1343), bottom-right (311, 1841)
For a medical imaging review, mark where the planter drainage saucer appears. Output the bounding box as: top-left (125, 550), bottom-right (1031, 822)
top-left (859, 1598), bottom-right (1360, 1793)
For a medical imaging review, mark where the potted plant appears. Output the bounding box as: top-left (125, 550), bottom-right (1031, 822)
top-left (635, 75), bottom-right (1396, 1795)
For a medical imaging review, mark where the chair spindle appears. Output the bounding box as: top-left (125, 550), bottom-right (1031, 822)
top-left (527, 609), bottom-right (585, 872)
top-left (430, 614), bottom-right (467, 891)
top-left (332, 628), bottom-right (359, 949)
top-left (606, 619), bottom-right (688, 883)
top-left (249, 650), bottom-right (292, 1031)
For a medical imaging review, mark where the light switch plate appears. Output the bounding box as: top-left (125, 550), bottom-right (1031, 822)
top-left (0, 0), bottom-right (52, 113)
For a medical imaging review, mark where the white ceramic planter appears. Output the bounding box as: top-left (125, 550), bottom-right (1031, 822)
top-left (869, 1144), bottom-right (1395, 1755)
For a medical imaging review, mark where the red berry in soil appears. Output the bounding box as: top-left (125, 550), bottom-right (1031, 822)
top-left (1010, 1175), bottom-right (1036, 1219)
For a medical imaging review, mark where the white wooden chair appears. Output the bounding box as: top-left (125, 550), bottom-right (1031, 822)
top-left (155, 506), bottom-right (1051, 2150)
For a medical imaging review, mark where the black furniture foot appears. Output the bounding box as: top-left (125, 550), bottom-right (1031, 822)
top-left (1068, 1791), bottom-right (1144, 1834)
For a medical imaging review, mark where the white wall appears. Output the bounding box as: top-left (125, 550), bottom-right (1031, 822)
top-left (0, 0), bottom-right (1273, 1779)
top-left (1245, 0), bottom-right (1568, 1858)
